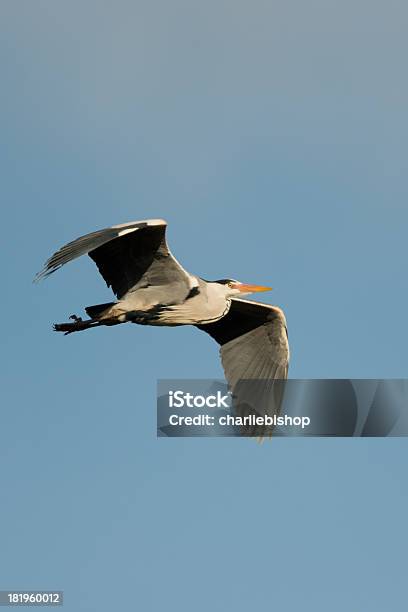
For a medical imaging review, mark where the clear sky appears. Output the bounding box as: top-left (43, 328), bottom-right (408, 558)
top-left (1, 1), bottom-right (407, 610)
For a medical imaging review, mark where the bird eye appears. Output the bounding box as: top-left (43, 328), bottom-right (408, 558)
top-left (228, 281), bottom-right (234, 288)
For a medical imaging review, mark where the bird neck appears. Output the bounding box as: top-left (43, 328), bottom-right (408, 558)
top-left (197, 281), bottom-right (231, 323)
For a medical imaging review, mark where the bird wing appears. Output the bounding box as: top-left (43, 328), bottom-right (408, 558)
top-left (35, 219), bottom-right (193, 299)
top-left (196, 298), bottom-right (289, 437)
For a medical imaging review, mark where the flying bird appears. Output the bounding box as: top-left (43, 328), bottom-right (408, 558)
top-left (35, 219), bottom-right (289, 436)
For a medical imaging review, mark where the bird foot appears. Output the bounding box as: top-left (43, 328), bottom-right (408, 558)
top-left (54, 322), bottom-right (79, 335)
top-left (69, 314), bottom-right (83, 322)
top-left (54, 318), bottom-right (96, 335)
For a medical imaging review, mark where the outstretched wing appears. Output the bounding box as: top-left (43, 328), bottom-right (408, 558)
top-left (35, 219), bottom-right (192, 299)
top-left (197, 298), bottom-right (289, 437)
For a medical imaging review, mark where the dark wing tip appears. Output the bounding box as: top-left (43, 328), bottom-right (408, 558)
top-left (33, 263), bottom-right (59, 283)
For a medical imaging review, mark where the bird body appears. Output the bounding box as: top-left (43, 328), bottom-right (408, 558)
top-left (96, 276), bottom-right (233, 326)
top-left (35, 218), bottom-right (289, 436)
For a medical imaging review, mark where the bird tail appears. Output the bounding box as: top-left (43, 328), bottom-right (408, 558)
top-left (85, 302), bottom-right (115, 319)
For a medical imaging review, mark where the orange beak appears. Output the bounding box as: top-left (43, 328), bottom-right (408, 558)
top-left (232, 283), bottom-right (272, 293)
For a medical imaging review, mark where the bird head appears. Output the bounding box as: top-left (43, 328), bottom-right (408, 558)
top-left (214, 279), bottom-right (272, 298)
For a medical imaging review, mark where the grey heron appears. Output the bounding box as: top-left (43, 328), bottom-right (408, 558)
top-left (36, 219), bottom-right (289, 435)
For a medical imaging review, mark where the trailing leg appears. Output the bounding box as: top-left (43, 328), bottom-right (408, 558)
top-left (53, 313), bottom-right (121, 335)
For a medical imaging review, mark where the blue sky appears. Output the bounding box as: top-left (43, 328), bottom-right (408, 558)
top-left (1, 1), bottom-right (407, 610)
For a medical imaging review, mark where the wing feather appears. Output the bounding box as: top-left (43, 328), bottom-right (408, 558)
top-left (197, 298), bottom-right (289, 437)
top-left (35, 218), bottom-right (192, 299)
